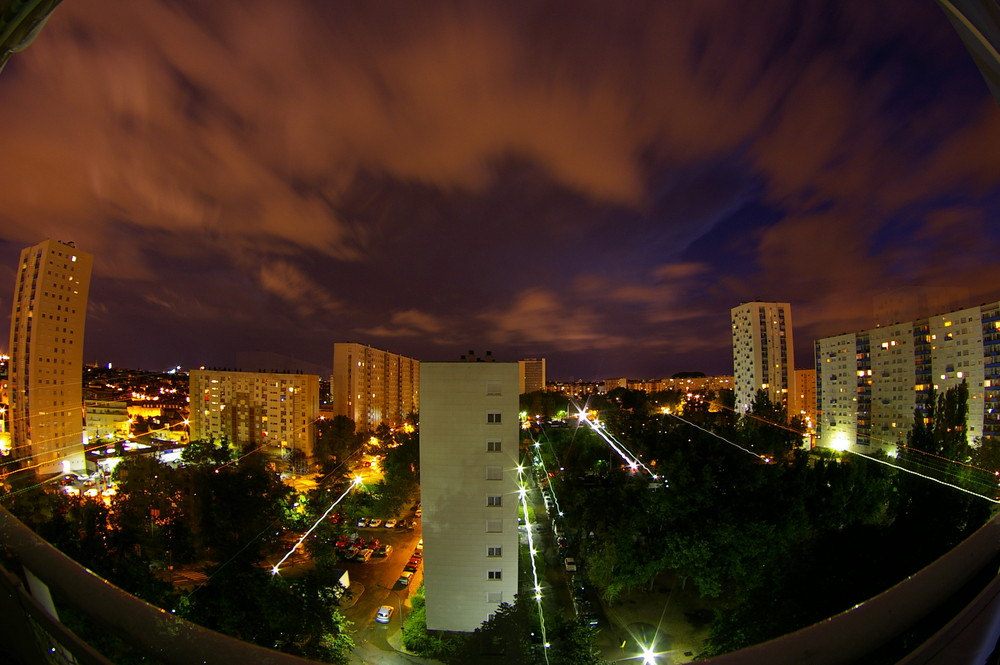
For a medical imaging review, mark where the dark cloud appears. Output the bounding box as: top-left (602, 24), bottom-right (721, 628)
top-left (1, 0), bottom-right (998, 379)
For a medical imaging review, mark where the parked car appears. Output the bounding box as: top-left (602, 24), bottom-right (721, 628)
top-left (355, 548), bottom-right (374, 563)
top-left (334, 536), bottom-right (350, 549)
top-left (375, 544), bottom-right (393, 557)
top-left (415, 539), bottom-right (424, 552)
top-left (366, 538), bottom-right (381, 550)
top-left (397, 571), bottom-right (414, 587)
top-left (375, 605), bottom-right (393, 623)
top-left (368, 518), bottom-right (382, 528)
top-left (564, 557), bottom-right (578, 573)
top-left (384, 518), bottom-right (397, 528)
top-left (404, 558), bottom-right (421, 572)
top-left (414, 508), bottom-right (422, 518)
top-left (342, 546), bottom-right (360, 560)
top-left (410, 548), bottom-right (422, 559)
top-left (356, 517), bottom-right (368, 528)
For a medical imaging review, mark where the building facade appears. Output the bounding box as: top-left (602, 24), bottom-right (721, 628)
top-left (332, 343), bottom-right (419, 431)
top-left (518, 358), bottom-right (546, 394)
top-left (790, 368), bottom-right (818, 445)
top-left (731, 302), bottom-right (795, 415)
top-left (419, 361), bottom-right (519, 632)
top-left (83, 400), bottom-right (130, 443)
top-left (7, 240), bottom-right (92, 477)
top-left (816, 302), bottom-right (996, 453)
top-left (189, 369), bottom-right (319, 458)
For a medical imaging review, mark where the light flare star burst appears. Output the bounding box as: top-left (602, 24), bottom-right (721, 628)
top-left (271, 476), bottom-right (363, 575)
top-left (574, 408), bottom-right (657, 478)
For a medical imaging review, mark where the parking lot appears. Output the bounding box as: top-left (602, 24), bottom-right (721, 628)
top-left (335, 512), bottom-right (424, 639)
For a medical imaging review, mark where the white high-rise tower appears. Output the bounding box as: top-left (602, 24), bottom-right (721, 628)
top-left (731, 302), bottom-right (795, 416)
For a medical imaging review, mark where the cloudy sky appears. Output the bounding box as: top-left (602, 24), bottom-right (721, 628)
top-left (1, 0), bottom-right (999, 380)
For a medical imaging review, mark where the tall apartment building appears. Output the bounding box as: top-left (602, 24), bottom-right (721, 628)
top-left (332, 343), bottom-right (419, 431)
top-left (7, 240), bottom-right (93, 477)
top-left (189, 369), bottom-right (319, 458)
top-left (517, 358), bottom-right (546, 394)
top-left (790, 368), bottom-right (817, 445)
top-left (419, 361), bottom-right (519, 632)
top-left (731, 302), bottom-right (795, 415)
top-left (815, 302), bottom-right (996, 453)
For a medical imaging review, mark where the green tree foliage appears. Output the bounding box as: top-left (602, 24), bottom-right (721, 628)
top-left (401, 585), bottom-right (465, 659)
top-left (372, 423), bottom-right (420, 516)
top-left (971, 436), bottom-right (1000, 473)
top-left (180, 437), bottom-right (238, 465)
top-left (520, 391), bottom-right (574, 419)
top-left (738, 389), bottom-right (802, 459)
top-left (314, 415), bottom-right (362, 472)
top-left (453, 600), bottom-right (534, 664)
top-left (177, 567), bottom-right (354, 664)
top-left (109, 452), bottom-right (290, 568)
top-left (546, 616), bottom-right (604, 665)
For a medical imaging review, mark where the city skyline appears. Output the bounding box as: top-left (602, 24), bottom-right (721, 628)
top-left (2, 1), bottom-right (999, 380)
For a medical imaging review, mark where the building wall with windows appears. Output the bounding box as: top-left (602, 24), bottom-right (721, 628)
top-left (731, 302), bottom-right (795, 415)
top-left (790, 369), bottom-right (817, 444)
top-left (815, 333), bottom-right (859, 451)
top-left (816, 302), bottom-right (997, 453)
top-left (189, 369), bottom-right (318, 458)
top-left (83, 400), bottom-right (130, 443)
top-left (332, 343), bottom-right (419, 431)
top-left (518, 358), bottom-right (546, 394)
top-left (7, 239), bottom-right (92, 477)
top-left (419, 361), bottom-right (519, 632)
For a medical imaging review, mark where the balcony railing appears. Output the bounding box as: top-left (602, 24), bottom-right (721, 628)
top-left (0, 505), bottom-right (325, 665)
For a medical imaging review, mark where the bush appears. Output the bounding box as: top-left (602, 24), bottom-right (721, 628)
top-left (400, 586), bottom-right (466, 659)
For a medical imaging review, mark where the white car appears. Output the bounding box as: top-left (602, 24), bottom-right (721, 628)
top-left (564, 557), bottom-right (578, 573)
top-left (375, 605), bottom-right (393, 623)
top-left (384, 518), bottom-right (397, 528)
top-left (368, 518), bottom-right (382, 528)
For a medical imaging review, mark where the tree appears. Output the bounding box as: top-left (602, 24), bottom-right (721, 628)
top-left (181, 438), bottom-right (238, 465)
top-left (935, 380), bottom-right (970, 461)
top-left (315, 416), bottom-right (362, 472)
top-left (738, 389), bottom-right (801, 459)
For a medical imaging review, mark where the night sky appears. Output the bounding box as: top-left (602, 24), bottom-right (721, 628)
top-left (1, 1), bottom-right (999, 380)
